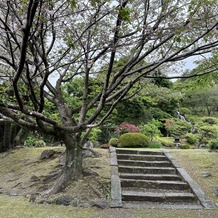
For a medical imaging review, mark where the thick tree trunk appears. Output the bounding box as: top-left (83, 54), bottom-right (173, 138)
top-left (45, 132), bottom-right (83, 195)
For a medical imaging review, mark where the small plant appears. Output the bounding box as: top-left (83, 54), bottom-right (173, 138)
top-left (180, 144), bottom-right (191, 149)
top-left (24, 135), bottom-right (38, 147)
top-left (119, 133), bottom-right (149, 148)
top-left (207, 139), bottom-right (218, 150)
top-left (108, 138), bottom-right (119, 147)
top-left (88, 127), bottom-right (102, 145)
top-left (34, 139), bottom-right (46, 147)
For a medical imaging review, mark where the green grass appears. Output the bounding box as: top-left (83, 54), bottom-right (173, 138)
top-left (171, 149), bottom-right (218, 205)
top-left (0, 195), bottom-right (217, 218)
top-left (0, 147), bottom-right (218, 218)
top-left (0, 195), bottom-right (95, 218)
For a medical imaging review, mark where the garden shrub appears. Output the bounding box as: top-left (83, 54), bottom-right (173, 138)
top-left (157, 137), bottom-right (174, 147)
top-left (24, 135), bottom-right (38, 147)
top-left (88, 127), bottom-right (102, 145)
top-left (34, 140), bottom-right (46, 147)
top-left (115, 123), bottom-right (140, 135)
top-left (24, 136), bottom-right (46, 147)
top-left (208, 139), bottom-right (218, 150)
top-left (109, 138), bottom-right (119, 147)
top-left (119, 133), bottom-right (149, 148)
top-left (180, 107), bottom-right (192, 115)
top-left (148, 108), bottom-right (172, 120)
top-left (180, 144), bottom-right (191, 149)
top-left (148, 141), bottom-right (161, 149)
top-left (141, 119), bottom-right (162, 142)
top-left (201, 117), bottom-right (218, 125)
top-left (185, 133), bottom-right (198, 144)
top-left (164, 118), bottom-right (192, 137)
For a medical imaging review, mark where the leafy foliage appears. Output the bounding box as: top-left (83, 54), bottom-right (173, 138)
top-left (141, 119), bottom-right (162, 142)
top-left (164, 118), bottom-right (192, 137)
top-left (24, 134), bottom-right (45, 147)
top-left (119, 133), bottom-right (149, 148)
top-left (115, 123), bottom-right (140, 135)
top-left (157, 137), bottom-right (174, 147)
top-left (180, 144), bottom-right (191, 149)
top-left (88, 127), bottom-right (102, 146)
top-left (185, 133), bottom-right (198, 144)
top-left (197, 125), bottom-right (218, 145)
top-left (114, 99), bottom-right (147, 125)
top-left (208, 139), bottom-right (218, 150)
top-left (108, 138), bottom-right (119, 147)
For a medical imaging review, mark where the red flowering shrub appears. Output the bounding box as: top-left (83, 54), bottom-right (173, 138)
top-left (115, 123), bottom-right (140, 135)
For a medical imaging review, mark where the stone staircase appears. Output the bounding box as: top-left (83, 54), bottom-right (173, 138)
top-left (115, 149), bottom-right (206, 209)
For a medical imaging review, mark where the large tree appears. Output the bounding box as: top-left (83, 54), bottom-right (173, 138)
top-left (0, 0), bottom-right (218, 195)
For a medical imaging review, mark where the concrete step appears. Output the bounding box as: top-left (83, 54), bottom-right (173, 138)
top-left (118, 159), bottom-right (172, 167)
top-left (123, 201), bottom-right (202, 209)
top-left (120, 173), bottom-right (182, 181)
top-left (118, 166), bottom-right (177, 174)
top-left (121, 179), bottom-right (189, 190)
top-left (122, 190), bottom-right (198, 203)
top-left (116, 149), bottom-right (164, 155)
top-left (117, 154), bottom-right (168, 161)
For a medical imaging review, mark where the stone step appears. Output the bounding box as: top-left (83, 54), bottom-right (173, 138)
top-left (121, 179), bottom-right (189, 190)
top-left (117, 154), bottom-right (168, 161)
top-left (122, 190), bottom-right (198, 203)
top-left (118, 166), bottom-right (177, 174)
top-left (120, 173), bottom-right (182, 181)
top-left (118, 159), bottom-right (172, 167)
top-left (116, 149), bottom-right (164, 155)
top-left (123, 202), bottom-right (203, 209)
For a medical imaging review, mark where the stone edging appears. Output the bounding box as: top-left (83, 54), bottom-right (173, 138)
top-left (164, 151), bottom-right (216, 209)
top-left (109, 146), bottom-right (123, 208)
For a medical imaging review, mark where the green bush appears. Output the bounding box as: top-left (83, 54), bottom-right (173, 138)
top-left (24, 136), bottom-right (46, 147)
top-left (185, 133), bottom-right (198, 144)
top-left (119, 133), bottom-right (149, 148)
top-left (180, 144), bottom-right (191, 149)
top-left (208, 139), bottom-right (218, 150)
top-left (157, 137), bottom-right (174, 147)
top-left (34, 140), bottom-right (46, 147)
top-left (148, 141), bottom-right (161, 148)
top-left (180, 107), bottom-right (192, 115)
top-left (164, 118), bottom-right (192, 137)
top-left (88, 127), bottom-right (102, 145)
top-left (201, 117), bottom-right (218, 125)
top-left (109, 138), bottom-right (119, 147)
top-left (24, 135), bottom-right (38, 147)
top-left (141, 119), bottom-right (162, 142)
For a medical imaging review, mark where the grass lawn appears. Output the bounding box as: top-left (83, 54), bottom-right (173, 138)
top-left (0, 194), bottom-right (218, 218)
top-left (171, 149), bottom-right (218, 206)
top-left (0, 147), bottom-right (217, 218)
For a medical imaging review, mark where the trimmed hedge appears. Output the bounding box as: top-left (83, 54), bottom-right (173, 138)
top-left (119, 133), bottom-right (149, 148)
